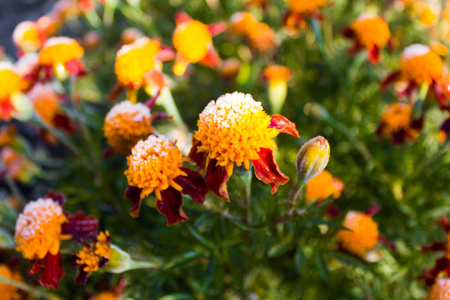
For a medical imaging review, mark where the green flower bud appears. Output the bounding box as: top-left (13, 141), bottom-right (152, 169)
top-left (103, 244), bottom-right (159, 274)
top-left (296, 136), bottom-right (330, 183)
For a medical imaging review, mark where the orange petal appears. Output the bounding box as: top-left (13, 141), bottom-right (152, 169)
top-left (269, 115), bottom-right (300, 138)
top-left (200, 47), bottom-right (220, 68)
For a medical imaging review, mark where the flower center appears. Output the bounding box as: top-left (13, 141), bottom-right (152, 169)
top-left (115, 38), bottom-right (161, 88)
top-left (173, 20), bottom-right (212, 63)
top-left (429, 278), bottom-right (450, 300)
top-left (125, 135), bottom-right (186, 200)
top-left (76, 231), bottom-right (111, 273)
top-left (381, 103), bottom-right (412, 133)
top-left (104, 101), bottom-right (153, 154)
top-left (15, 198), bottom-right (68, 260)
top-left (195, 92), bottom-right (278, 175)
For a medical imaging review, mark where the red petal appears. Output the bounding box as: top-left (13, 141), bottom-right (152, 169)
top-left (326, 202), bottom-right (341, 218)
top-left (53, 113), bottom-right (76, 135)
top-left (62, 211), bottom-right (99, 243)
top-left (437, 216), bottom-right (450, 233)
top-left (188, 137), bottom-right (206, 170)
top-left (422, 241), bottom-right (447, 252)
top-left (252, 148), bottom-right (289, 194)
top-left (0, 97), bottom-right (15, 121)
top-left (269, 115), bottom-right (300, 138)
top-left (424, 257), bottom-right (450, 286)
top-left (46, 190), bottom-right (66, 206)
top-left (200, 48), bottom-right (220, 68)
top-left (207, 22), bottom-right (227, 36)
top-left (156, 187), bottom-right (188, 226)
top-left (108, 84), bottom-right (124, 101)
top-left (365, 205), bottom-right (381, 216)
top-left (124, 186), bottom-right (143, 218)
top-left (175, 167), bottom-right (208, 204)
top-left (205, 160), bottom-right (230, 201)
top-left (65, 59), bottom-right (86, 76)
top-left (378, 235), bottom-right (396, 251)
top-left (155, 47), bottom-right (175, 62)
top-left (74, 268), bottom-right (89, 285)
top-left (381, 71), bottom-right (401, 91)
top-left (32, 252), bottom-right (65, 290)
top-left (342, 27), bottom-right (355, 39)
top-left (175, 11), bottom-right (192, 25)
top-left (368, 45), bottom-right (380, 64)
top-left (145, 89), bottom-right (161, 109)
top-left (348, 41), bottom-right (363, 56)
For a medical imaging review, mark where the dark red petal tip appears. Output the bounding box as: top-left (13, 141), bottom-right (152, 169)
top-left (125, 186), bottom-right (143, 218)
top-left (46, 190), bottom-right (66, 206)
top-left (175, 167), bottom-right (208, 204)
top-left (269, 115), bottom-right (300, 138)
top-left (200, 48), bottom-right (220, 68)
top-left (30, 252), bottom-right (65, 290)
top-left (365, 205), bottom-right (381, 216)
top-left (188, 137), bottom-right (206, 170)
top-left (74, 268), bottom-right (89, 285)
top-left (205, 160), bottom-right (230, 201)
top-left (157, 188), bottom-right (188, 226)
top-left (175, 11), bottom-right (192, 25)
top-left (252, 148), bottom-right (289, 194)
top-left (368, 45), bottom-right (380, 64)
top-left (62, 211), bottom-right (99, 243)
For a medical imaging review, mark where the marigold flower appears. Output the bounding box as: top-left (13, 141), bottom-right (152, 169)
top-left (429, 278), bottom-right (450, 300)
top-left (0, 62), bottom-right (22, 121)
top-left (337, 211), bottom-right (379, 257)
top-left (0, 264), bottom-right (23, 300)
top-left (230, 12), bottom-right (259, 36)
top-left (125, 135), bottom-right (208, 225)
top-left (283, 0), bottom-right (328, 34)
top-left (13, 21), bottom-right (44, 54)
top-left (248, 22), bottom-right (276, 53)
top-left (431, 40), bottom-right (448, 56)
top-left (344, 14), bottom-right (391, 63)
top-left (263, 65), bottom-right (292, 114)
top-left (382, 44), bottom-right (450, 111)
top-left (0, 124), bottom-right (17, 148)
top-left (103, 101), bottom-right (154, 154)
top-left (15, 53), bottom-right (40, 92)
top-left (220, 58), bottom-right (241, 81)
top-left (39, 37), bottom-right (85, 80)
top-left (172, 12), bottom-right (225, 76)
top-left (306, 170), bottom-right (344, 202)
top-left (189, 92), bottom-right (299, 201)
top-left (121, 28), bottom-right (142, 45)
top-left (14, 191), bottom-right (99, 289)
top-left (75, 231), bottom-right (111, 285)
top-left (376, 103), bottom-right (423, 144)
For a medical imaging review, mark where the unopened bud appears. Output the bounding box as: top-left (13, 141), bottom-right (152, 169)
top-left (104, 244), bottom-right (158, 273)
top-left (296, 136), bottom-right (330, 183)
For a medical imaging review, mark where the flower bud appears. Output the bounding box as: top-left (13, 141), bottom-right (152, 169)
top-left (103, 244), bottom-right (158, 273)
top-left (296, 136), bottom-right (330, 183)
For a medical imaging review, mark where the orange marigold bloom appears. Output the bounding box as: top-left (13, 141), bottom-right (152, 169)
top-left (306, 170), bottom-right (344, 202)
top-left (103, 101), bottom-right (153, 154)
top-left (121, 28), bottom-right (142, 45)
top-left (0, 147), bottom-right (39, 183)
top-left (91, 292), bottom-right (119, 300)
top-left (248, 22), bottom-right (276, 53)
top-left (0, 264), bottom-right (23, 300)
top-left (263, 65), bottom-right (292, 83)
top-left (0, 62), bottom-right (21, 121)
top-left (288, 0), bottom-right (328, 14)
top-left (15, 198), bottom-right (69, 260)
top-left (230, 12), bottom-right (259, 36)
top-left (190, 92), bottom-right (299, 200)
top-left (0, 124), bottom-right (17, 148)
top-left (337, 211), bottom-right (379, 257)
top-left (400, 44), bottom-right (443, 85)
top-left (429, 278), bottom-right (450, 300)
top-left (346, 14), bottom-right (390, 63)
top-left (115, 38), bottom-right (162, 91)
top-left (13, 21), bottom-right (43, 53)
top-left (377, 103), bottom-right (422, 144)
top-left (263, 65), bottom-right (292, 114)
top-left (125, 135), bottom-right (186, 200)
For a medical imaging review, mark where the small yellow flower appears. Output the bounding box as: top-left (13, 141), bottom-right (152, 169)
top-left (173, 20), bottom-right (212, 64)
top-left (337, 211), bottom-right (379, 257)
top-left (115, 37), bottom-right (162, 90)
top-left (429, 278), bottom-right (450, 300)
top-left (91, 292), bottom-right (119, 300)
top-left (39, 36), bottom-right (84, 67)
top-left (104, 101), bottom-right (154, 154)
top-left (0, 63), bottom-right (21, 101)
top-left (14, 198), bottom-right (69, 260)
top-left (399, 44), bottom-right (443, 85)
top-left (13, 21), bottom-right (43, 53)
top-left (0, 264), bottom-right (23, 300)
top-left (125, 135), bottom-right (187, 200)
top-left (76, 231), bottom-right (111, 274)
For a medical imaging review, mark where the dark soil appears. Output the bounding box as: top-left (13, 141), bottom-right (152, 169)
top-left (0, 0), bottom-right (56, 57)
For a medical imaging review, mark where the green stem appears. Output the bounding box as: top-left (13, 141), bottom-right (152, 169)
top-left (311, 19), bottom-right (338, 75)
top-left (287, 179), bottom-right (306, 216)
top-left (32, 118), bottom-right (80, 155)
top-left (4, 175), bottom-right (26, 206)
top-left (157, 88), bottom-right (189, 138)
top-left (0, 275), bottom-right (62, 300)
